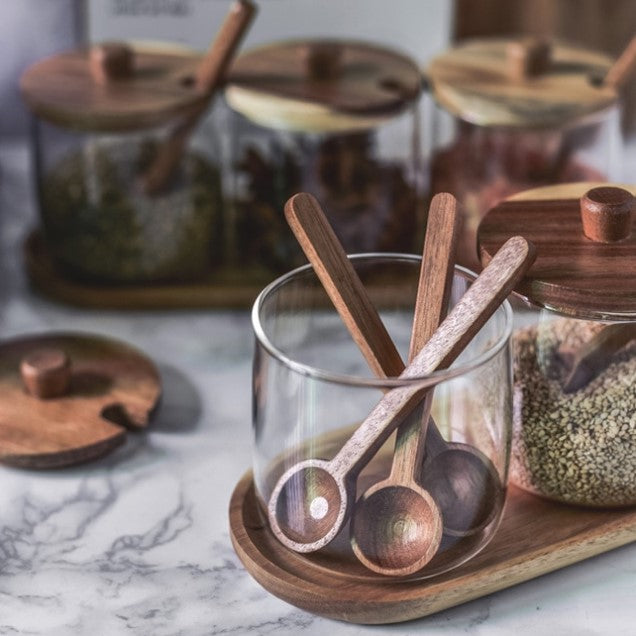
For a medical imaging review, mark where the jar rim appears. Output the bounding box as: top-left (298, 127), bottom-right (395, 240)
top-left (251, 253), bottom-right (513, 389)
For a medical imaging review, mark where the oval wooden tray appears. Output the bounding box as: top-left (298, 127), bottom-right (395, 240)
top-left (229, 471), bottom-right (636, 624)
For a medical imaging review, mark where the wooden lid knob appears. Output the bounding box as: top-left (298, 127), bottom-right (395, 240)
top-left (90, 43), bottom-right (134, 84)
top-left (20, 348), bottom-right (71, 399)
top-left (507, 37), bottom-right (552, 80)
top-left (302, 42), bottom-right (343, 80)
top-left (580, 186), bottom-right (634, 243)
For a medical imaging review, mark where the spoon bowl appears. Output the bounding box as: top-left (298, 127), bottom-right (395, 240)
top-left (351, 481), bottom-right (442, 576)
top-left (269, 459), bottom-right (348, 552)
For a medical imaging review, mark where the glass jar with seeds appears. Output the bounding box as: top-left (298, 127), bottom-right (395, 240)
top-left (222, 39), bottom-right (424, 281)
top-left (20, 41), bottom-right (224, 283)
top-left (478, 182), bottom-right (636, 508)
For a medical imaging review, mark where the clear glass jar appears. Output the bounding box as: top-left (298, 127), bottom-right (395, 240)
top-left (251, 254), bottom-right (513, 579)
top-left (429, 107), bottom-right (622, 271)
top-left (222, 40), bottom-right (424, 283)
top-left (426, 38), bottom-right (623, 272)
top-left (32, 117), bottom-right (222, 283)
top-left (21, 42), bottom-right (223, 284)
top-left (509, 298), bottom-right (636, 507)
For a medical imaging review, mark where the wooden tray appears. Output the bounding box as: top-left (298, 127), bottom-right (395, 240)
top-left (229, 471), bottom-right (636, 625)
top-left (23, 231), bottom-right (265, 309)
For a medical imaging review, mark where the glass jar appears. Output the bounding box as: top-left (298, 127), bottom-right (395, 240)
top-left (427, 38), bottom-right (623, 272)
top-left (251, 253), bottom-right (513, 579)
top-left (478, 182), bottom-right (636, 507)
top-left (222, 40), bottom-right (424, 283)
top-left (20, 42), bottom-right (223, 283)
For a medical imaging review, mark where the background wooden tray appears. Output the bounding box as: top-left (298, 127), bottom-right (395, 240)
top-left (229, 471), bottom-right (636, 625)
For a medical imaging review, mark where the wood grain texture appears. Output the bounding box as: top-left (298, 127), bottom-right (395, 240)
top-left (426, 38), bottom-right (615, 127)
top-left (230, 471), bottom-right (636, 624)
top-left (20, 45), bottom-right (206, 132)
top-left (267, 233), bottom-right (535, 553)
top-left (349, 193), bottom-right (459, 576)
top-left (477, 182), bottom-right (636, 317)
top-left (224, 39), bottom-right (421, 132)
top-left (284, 192), bottom-right (405, 379)
top-left (579, 186), bottom-right (634, 243)
top-left (0, 333), bottom-right (161, 468)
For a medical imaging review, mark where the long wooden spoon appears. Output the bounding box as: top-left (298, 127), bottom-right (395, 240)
top-left (140, 0), bottom-right (256, 194)
top-left (349, 192), bottom-right (459, 575)
top-left (268, 216), bottom-right (535, 551)
top-left (286, 192), bottom-right (501, 539)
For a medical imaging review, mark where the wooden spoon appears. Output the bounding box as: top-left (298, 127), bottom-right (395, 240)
top-left (349, 192), bottom-right (458, 575)
top-left (286, 192), bottom-right (501, 540)
top-left (562, 322), bottom-right (636, 393)
top-left (268, 216), bottom-right (535, 552)
top-left (140, 0), bottom-right (256, 194)
top-left (602, 35), bottom-right (636, 91)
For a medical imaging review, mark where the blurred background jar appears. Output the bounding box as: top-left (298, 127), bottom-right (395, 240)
top-left (477, 181), bottom-right (636, 508)
top-left (426, 37), bottom-right (626, 272)
top-left (221, 39), bottom-right (424, 282)
top-left (20, 40), bottom-right (223, 284)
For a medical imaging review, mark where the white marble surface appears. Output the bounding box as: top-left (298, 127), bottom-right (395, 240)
top-left (0, 140), bottom-right (634, 636)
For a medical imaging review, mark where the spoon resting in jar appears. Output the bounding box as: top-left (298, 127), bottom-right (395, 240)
top-left (268, 221), bottom-right (535, 552)
top-left (285, 192), bottom-right (503, 540)
top-left (349, 192), bottom-right (458, 575)
top-left (140, 0), bottom-right (256, 195)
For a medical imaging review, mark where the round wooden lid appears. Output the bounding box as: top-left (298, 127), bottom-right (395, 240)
top-left (427, 38), bottom-right (616, 128)
top-left (20, 43), bottom-right (207, 132)
top-left (477, 182), bottom-right (636, 319)
top-left (224, 39), bottom-right (422, 132)
top-left (0, 332), bottom-right (161, 468)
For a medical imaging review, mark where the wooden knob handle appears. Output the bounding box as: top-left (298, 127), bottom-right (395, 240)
top-left (90, 43), bottom-right (134, 84)
top-left (20, 348), bottom-right (71, 399)
top-left (507, 37), bottom-right (551, 80)
top-left (302, 42), bottom-right (343, 80)
top-left (580, 186), bottom-right (634, 243)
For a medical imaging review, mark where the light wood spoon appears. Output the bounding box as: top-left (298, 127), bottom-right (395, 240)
top-left (268, 209), bottom-right (535, 552)
top-left (349, 192), bottom-right (459, 575)
top-left (286, 192), bottom-right (502, 540)
top-left (140, 0), bottom-right (256, 194)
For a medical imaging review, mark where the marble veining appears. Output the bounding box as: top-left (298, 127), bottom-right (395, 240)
top-left (0, 141), bottom-right (635, 635)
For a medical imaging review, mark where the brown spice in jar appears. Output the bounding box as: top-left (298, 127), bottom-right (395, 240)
top-left (512, 318), bottom-right (636, 507)
top-left (235, 131), bottom-right (421, 275)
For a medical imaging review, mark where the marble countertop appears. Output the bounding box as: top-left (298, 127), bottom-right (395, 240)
top-left (0, 141), bottom-right (634, 635)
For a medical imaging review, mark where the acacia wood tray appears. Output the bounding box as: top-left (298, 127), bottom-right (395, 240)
top-left (229, 471), bottom-right (636, 624)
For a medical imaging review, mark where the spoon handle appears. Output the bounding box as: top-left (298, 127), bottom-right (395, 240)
top-left (391, 193), bottom-right (460, 481)
top-left (603, 35), bottom-right (636, 91)
top-left (284, 193), bottom-right (405, 378)
top-left (330, 235), bottom-right (536, 478)
top-left (562, 322), bottom-right (636, 393)
top-left (141, 0), bottom-right (256, 195)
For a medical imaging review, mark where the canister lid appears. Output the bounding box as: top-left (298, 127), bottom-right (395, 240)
top-left (20, 43), bottom-right (207, 132)
top-left (427, 38), bottom-right (617, 128)
top-left (224, 39), bottom-right (422, 133)
top-left (477, 182), bottom-right (636, 319)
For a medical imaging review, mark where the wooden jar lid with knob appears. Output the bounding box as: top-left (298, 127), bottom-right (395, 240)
top-left (477, 182), bottom-right (636, 319)
top-left (426, 38), bottom-right (616, 128)
top-left (224, 39), bottom-right (422, 133)
top-left (19, 42), bottom-right (208, 132)
top-left (0, 332), bottom-right (161, 468)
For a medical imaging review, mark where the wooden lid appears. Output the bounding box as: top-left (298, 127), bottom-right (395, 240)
top-left (427, 38), bottom-right (616, 128)
top-left (477, 182), bottom-right (636, 319)
top-left (0, 332), bottom-right (161, 468)
top-left (20, 42), bottom-right (207, 132)
top-left (224, 39), bottom-right (422, 132)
